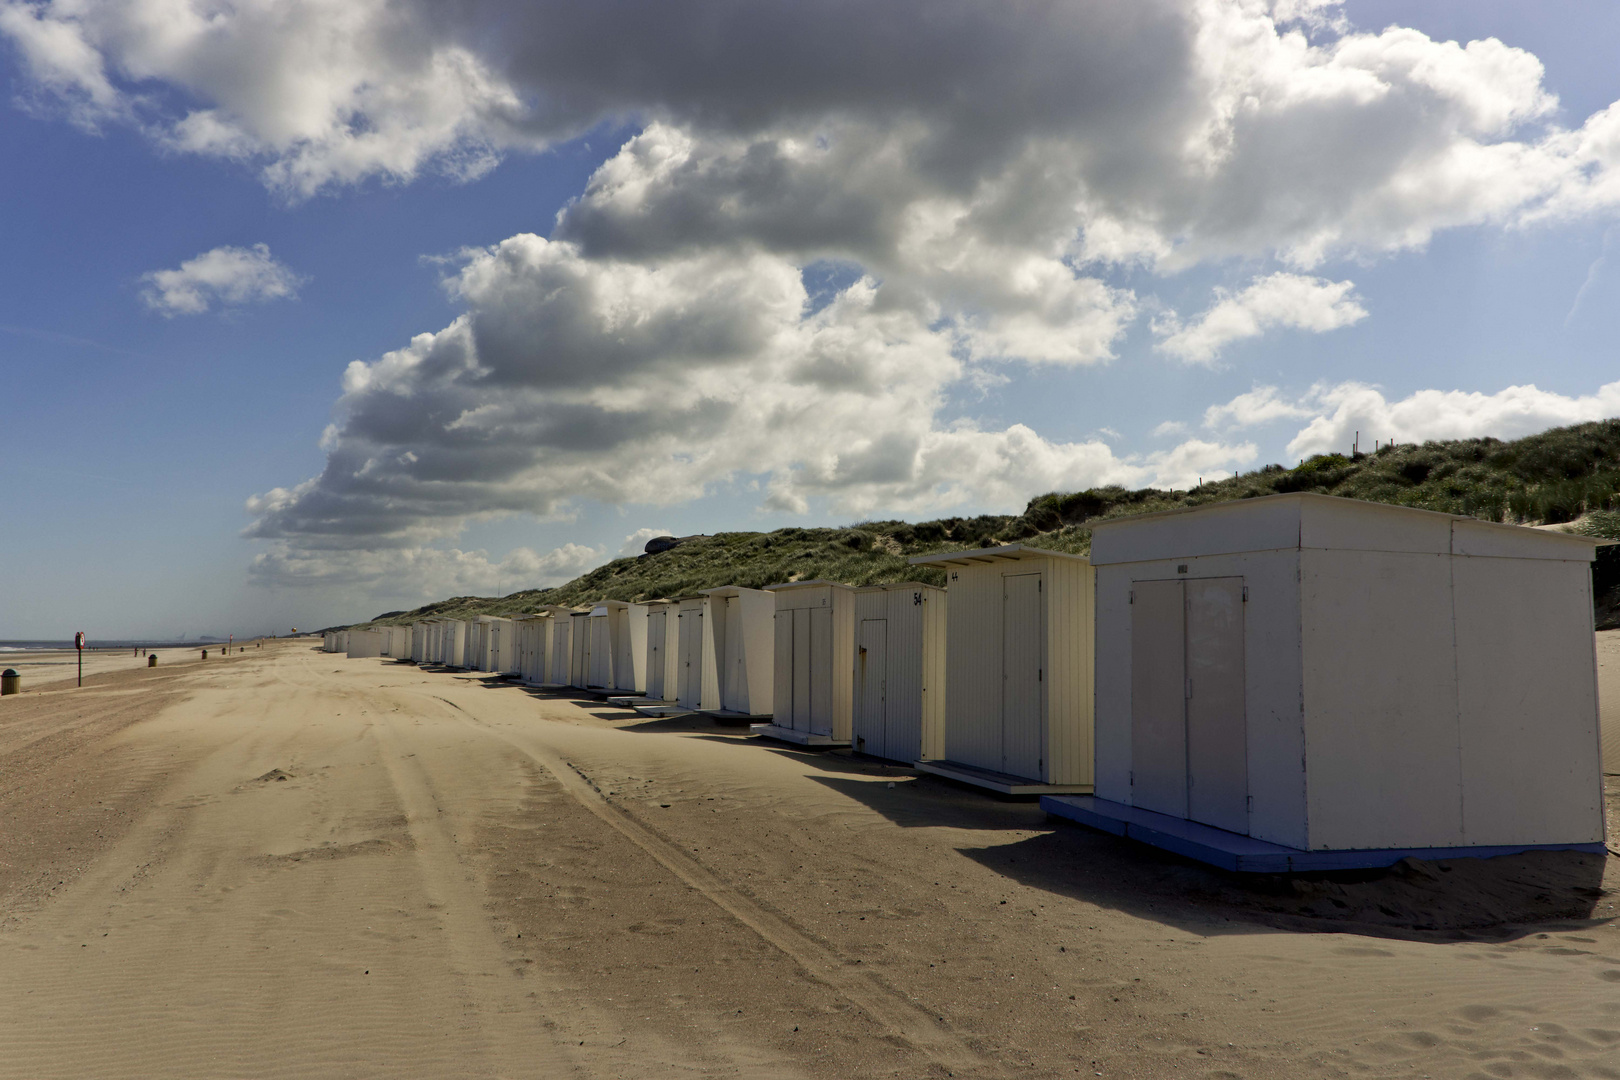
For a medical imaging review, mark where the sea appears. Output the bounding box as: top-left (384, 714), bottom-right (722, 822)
top-left (0, 639), bottom-right (236, 652)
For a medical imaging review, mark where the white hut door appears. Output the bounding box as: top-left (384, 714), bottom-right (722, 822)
top-left (856, 619), bottom-right (888, 758)
top-left (678, 613), bottom-right (701, 707)
top-left (1131, 580), bottom-right (1188, 818)
top-left (648, 614), bottom-right (666, 699)
top-left (1001, 573), bottom-right (1044, 779)
top-left (1185, 578), bottom-right (1247, 833)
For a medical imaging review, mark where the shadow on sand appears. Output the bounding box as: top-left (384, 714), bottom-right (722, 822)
top-left (801, 768), bottom-right (1612, 941)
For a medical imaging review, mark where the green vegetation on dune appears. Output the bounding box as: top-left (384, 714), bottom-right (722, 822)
top-left (357, 417), bottom-right (1620, 629)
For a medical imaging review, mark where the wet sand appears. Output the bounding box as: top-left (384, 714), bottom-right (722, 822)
top-left (0, 638), bottom-right (1616, 1079)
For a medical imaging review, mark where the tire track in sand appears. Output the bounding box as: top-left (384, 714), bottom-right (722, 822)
top-left (430, 695), bottom-right (998, 1079)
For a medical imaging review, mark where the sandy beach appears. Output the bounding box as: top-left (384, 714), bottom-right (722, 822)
top-left (0, 637), bottom-right (1616, 1079)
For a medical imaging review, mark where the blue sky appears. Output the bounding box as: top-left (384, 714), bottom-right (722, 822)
top-left (2, 0), bottom-right (1619, 638)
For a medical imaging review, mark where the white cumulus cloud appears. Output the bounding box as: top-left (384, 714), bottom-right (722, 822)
top-left (1154, 273), bottom-right (1368, 365)
top-left (141, 243), bottom-right (302, 316)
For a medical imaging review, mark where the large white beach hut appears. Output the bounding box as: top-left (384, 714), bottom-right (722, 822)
top-left (604, 601), bottom-right (648, 694)
top-left (1045, 492), bottom-right (1610, 872)
top-left (755, 581), bottom-right (856, 745)
top-left (701, 586), bottom-right (775, 719)
top-left (412, 622), bottom-right (427, 662)
top-left (907, 544), bottom-right (1095, 794)
top-left (323, 631), bottom-right (338, 652)
top-left (673, 595), bottom-right (720, 711)
top-left (851, 582), bottom-right (947, 764)
top-left (642, 600), bottom-right (681, 703)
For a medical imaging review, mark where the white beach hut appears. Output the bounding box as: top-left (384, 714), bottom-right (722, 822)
top-left (347, 629), bottom-right (386, 659)
top-left (907, 544), bottom-right (1095, 794)
top-left (701, 586), bottom-right (775, 719)
top-left (323, 632), bottom-right (337, 652)
top-left (512, 614), bottom-right (546, 684)
top-left (603, 600), bottom-right (648, 695)
top-left (412, 622), bottom-right (427, 662)
top-left (642, 600), bottom-right (681, 704)
top-left (585, 606), bottom-right (614, 689)
top-left (1045, 492), bottom-right (1611, 872)
top-left (673, 595), bottom-right (719, 712)
top-left (468, 617), bottom-right (494, 671)
top-left (490, 617), bottom-right (517, 675)
top-left (539, 607), bottom-right (578, 688)
top-left (443, 619), bottom-right (468, 668)
top-left (851, 582), bottom-right (947, 764)
top-left (755, 581), bottom-right (855, 745)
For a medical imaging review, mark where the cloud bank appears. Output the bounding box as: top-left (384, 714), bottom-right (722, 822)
top-left (1204, 379), bottom-right (1620, 459)
top-left (141, 243), bottom-right (302, 316)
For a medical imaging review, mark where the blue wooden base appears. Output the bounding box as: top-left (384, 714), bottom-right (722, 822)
top-left (1041, 795), bottom-right (1608, 873)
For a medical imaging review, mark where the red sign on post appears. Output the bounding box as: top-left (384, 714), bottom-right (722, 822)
top-left (74, 632), bottom-right (85, 650)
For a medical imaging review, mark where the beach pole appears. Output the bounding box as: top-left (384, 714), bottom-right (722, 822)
top-left (75, 631), bottom-right (84, 687)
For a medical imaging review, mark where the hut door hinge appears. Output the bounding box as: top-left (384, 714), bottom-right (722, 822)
top-left (1038, 668), bottom-right (1043, 682)
top-left (1129, 770), bottom-right (1134, 787)
top-left (1242, 586), bottom-right (1249, 602)
top-left (1128, 590), bottom-right (1134, 604)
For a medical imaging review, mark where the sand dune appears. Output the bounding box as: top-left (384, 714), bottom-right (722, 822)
top-left (0, 641), bottom-right (1615, 1078)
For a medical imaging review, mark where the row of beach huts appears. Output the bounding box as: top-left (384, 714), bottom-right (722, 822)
top-left (323, 493), bottom-right (1612, 873)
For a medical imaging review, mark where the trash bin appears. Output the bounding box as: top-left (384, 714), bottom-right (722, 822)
top-left (1, 669), bottom-right (18, 695)
top-left (148, 654), bottom-right (157, 667)
top-left (201, 649), bottom-right (208, 659)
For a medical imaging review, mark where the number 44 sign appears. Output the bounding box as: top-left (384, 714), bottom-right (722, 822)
top-left (75, 631), bottom-right (85, 650)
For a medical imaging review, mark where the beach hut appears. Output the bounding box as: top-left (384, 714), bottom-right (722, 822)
top-left (907, 544), bottom-right (1094, 794)
top-left (442, 619), bottom-right (468, 668)
top-left (468, 617), bottom-right (494, 671)
top-left (538, 607), bottom-right (577, 688)
top-left (323, 632), bottom-right (337, 652)
top-left (489, 617), bottom-right (517, 675)
top-left (512, 614), bottom-right (545, 684)
top-left (1044, 492), bottom-right (1611, 871)
top-left (585, 606), bottom-right (614, 689)
top-left (412, 622), bottom-right (427, 662)
top-left (604, 601), bottom-right (648, 694)
top-left (673, 595), bottom-right (719, 711)
top-left (642, 601), bottom-right (681, 703)
top-left (755, 581), bottom-right (856, 745)
top-left (851, 582), bottom-right (947, 764)
top-left (347, 629), bottom-right (386, 659)
top-left (701, 586), bottom-right (775, 719)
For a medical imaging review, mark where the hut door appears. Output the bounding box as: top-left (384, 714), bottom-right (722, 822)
top-left (1185, 578), bottom-right (1247, 833)
top-left (724, 598), bottom-right (747, 710)
top-left (1002, 573), bottom-right (1044, 780)
top-left (856, 619), bottom-right (888, 757)
top-left (647, 613), bottom-right (666, 699)
top-left (589, 617), bottom-right (612, 687)
top-left (1131, 580), bottom-right (1188, 817)
top-left (678, 612), bottom-right (701, 707)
